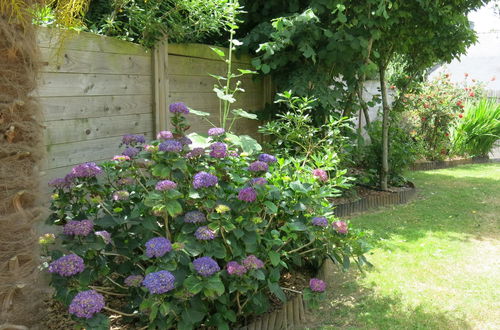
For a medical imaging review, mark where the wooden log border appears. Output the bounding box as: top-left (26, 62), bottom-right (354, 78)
top-left (409, 157), bottom-right (498, 171)
top-left (332, 183), bottom-right (417, 218)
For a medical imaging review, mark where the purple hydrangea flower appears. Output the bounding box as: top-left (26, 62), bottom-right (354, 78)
top-left (113, 190), bottom-right (130, 201)
top-left (48, 177), bottom-right (70, 189)
top-left (230, 151), bottom-right (239, 157)
top-left (251, 177), bottom-right (268, 186)
top-left (63, 220), bottom-right (94, 237)
top-left (226, 261), bottom-right (247, 276)
top-left (155, 180), bottom-right (177, 191)
top-left (193, 257), bottom-right (220, 277)
top-left (309, 278), bottom-right (326, 292)
top-left (311, 216), bottom-right (328, 227)
top-left (113, 155), bottom-right (131, 162)
top-left (159, 140), bottom-right (183, 152)
top-left (169, 102), bottom-right (189, 114)
top-left (242, 255), bottom-right (264, 270)
top-left (186, 147), bottom-right (205, 159)
top-left (157, 130), bottom-right (173, 139)
top-left (142, 270), bottom-right (176, 294)
top-left (145, 237), bottom-right (172, 258)
top-left (258, 154), bottom-right (277, 163)
top-left (193, 171), bottom-right (218, 189)
top-left (122, 134), bottom-right (146, 146)
top-left (248, 161), bottom-right (269, 172)
top-left (208, 127), bottom-right (225, 136)
top-left (332, 221), bottom-right (348, 234)
top-left (194, 226), bottom-right (217, 240)
top-left (71, 162), bottom-right (103, 178)
top-left (124, 275), bottom-right (144, 287)
top-left (48, 254), bottom-right (85, 277)
top-left (95, 231), bottom-right (112, 244)
top-left (122, 147), bottom-right (139, 158)
top-left (184, 211), bottom-right (206, 223)
top-left (178, 137), bottom-right (192, 145)
top-left (68, 290), bottom-right (105, 319)
top-left (312, 169), bottom-right (328, 182)
top-left (238, 187), bottom-right (257, 202)
top-left (209, 142), bottom-right (227, 158)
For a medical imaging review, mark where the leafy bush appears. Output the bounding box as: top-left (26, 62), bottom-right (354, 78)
top-left (400, 73), bottom-right (484, 160)
top-left (452, 98), bottom-right (500, 157)
top-left (44, 104), bottom-right (370, 329)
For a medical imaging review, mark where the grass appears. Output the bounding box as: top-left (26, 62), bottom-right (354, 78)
top-left (308, 163), bottom-right (500, 330)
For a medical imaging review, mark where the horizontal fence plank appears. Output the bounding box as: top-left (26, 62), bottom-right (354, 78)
top-left (37, 27), bottom-right (148, 56)
top-left (45, 113), bottom-right (153, 145)
top-left (169, 43), bottom-right (252, 63)
top-left (36, 73), bottom-right (152, 97)
top-left (40, 47), bottom-right (151, 75)
top-left (168, 75), bottom-right (261, 93)
top-left (168, 55), bottom-right (254, 77)
top-left (40, 95), bottom-right (152, 121)
top-left (168, 91), bottom-right (263, 111)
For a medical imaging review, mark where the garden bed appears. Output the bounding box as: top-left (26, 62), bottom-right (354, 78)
top-left (409, 156), bottom-right (494, 171)
top-left (331, 184), bottom-right (416, 218)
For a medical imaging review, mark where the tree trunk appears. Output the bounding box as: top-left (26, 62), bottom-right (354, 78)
top-left (0, 12), bottom-right (44, 327)
top-left (379, 65), bottom-right (390, 190)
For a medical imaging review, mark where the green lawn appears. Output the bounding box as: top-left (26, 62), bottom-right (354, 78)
top-left (309, 163), bottom-right (500, 330)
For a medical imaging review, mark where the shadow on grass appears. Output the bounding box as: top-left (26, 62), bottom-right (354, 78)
top-left (349, 164), bottom-right (500, 249)
top-left (306, 269), bottom-right (472, 330)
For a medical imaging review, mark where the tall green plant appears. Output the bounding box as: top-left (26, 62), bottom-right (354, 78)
top-left (453, 98), bottom-right (500, 157)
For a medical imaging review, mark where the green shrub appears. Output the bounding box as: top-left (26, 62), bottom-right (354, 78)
top-left (43, 104), bottom-right (370, 329)
top-left (452, 98), bottom-right (500, 157)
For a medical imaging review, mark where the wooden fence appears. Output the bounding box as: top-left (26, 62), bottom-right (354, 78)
top-left (36, 27), bottom-right (269, 192)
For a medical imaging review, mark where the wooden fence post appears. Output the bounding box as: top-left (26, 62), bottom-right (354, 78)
top-left (153, 37), bottom-right (169, 133)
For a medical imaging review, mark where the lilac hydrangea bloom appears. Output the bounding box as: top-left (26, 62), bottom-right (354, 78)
top-left (113, 155), bottom-right (131, 162)
top-left (242, 255), bottom-right (264, 270)
top-left (48, 177), bottom-right (70, 189)
top-left (332, 221), bottom-right (348, 234)
top-left (124, 275), bottom-right (144, 287)
top-left (122, 147), bottom-right (139, 158)
top-left (309, 278), bottom-right (326, 292)
top-left (208, 127), bottom-right (225, 136)
top-left (155, 180), bottom-right (177, 191)
top-left (48, 254), bottom-right (85, 277)
top-left (248, 161), bottom-right (269, 172)
top-left (169, 102), bottom-right (189, 114)
top-left (250, 177), bottom-right (268, 186)
top-left (71, 162), bottom-right (103, 178)
top-left (226, 261), bottom-right (247, 276)
top-left (311, 216), bottom-right (328, 227)
top-left (193, 257), bottom-right (220, 277)
top-left (238, 187), bottom-right (257, 202)
top-left (194, 226), bottom-right (217, 240)
top-left (157, 130), bottom-right (173, 139)
top-left (142, 270), bottom-right (176, 294)
top-left (184, 211), bottom-right (206, 223)
top-left (145, 237), bottom-right (172, 258)
top-left (122, 134), bottom-right (146, 146)
top-left (193, 171), bottom-right (218, 189)
top-left (209, 142), bottom-right (227, 158)
top-left (258, 153), bottom-right (277, 163)
top-left (113, 190), bottom-right (130, 201)
top-left (63, 220), bottom-right (94, 237)
top-left (312, 169), bottom-right (328, 182)
top-left (159, 140), bottom-right (183, 152)
top-left (95, 231), bottom-right (112, 244)
top-left (178, 136), bottom-right (192, 145)
top-left (68, 290), bottom-right (105, 319)
top-left (186, 147), bottom-right (205, 159)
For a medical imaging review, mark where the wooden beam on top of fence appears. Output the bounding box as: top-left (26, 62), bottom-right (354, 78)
top-left (153, 37), bottom-right (169, 133)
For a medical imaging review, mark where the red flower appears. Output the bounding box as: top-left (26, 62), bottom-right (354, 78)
top-left (390, 85), bottom-right (396, 90)
top-left (422, 117), bottom-right (427, 121)
top-left (445, 133), bottom-right (449, 137)
top-left (459, 114), bottom-right (463, 118)
top-left (469, 92), bottom-right (475, 97)
top-left (464, 73), bottom-right (469, 77)
top-left (456, 100), bottom-right (462, 106)
top-left (492, 76), bottom-right (496, 81)
top-left (459, 105), bottom-right (464, 109)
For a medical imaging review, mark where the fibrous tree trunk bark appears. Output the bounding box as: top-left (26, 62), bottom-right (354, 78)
top-left (379, 65), bottom-right (390, 190)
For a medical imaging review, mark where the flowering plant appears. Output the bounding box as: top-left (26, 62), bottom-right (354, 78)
top-left (44, 103), bottom-right (370, 329)
top-left (400, 73), bottom-right (484, 160)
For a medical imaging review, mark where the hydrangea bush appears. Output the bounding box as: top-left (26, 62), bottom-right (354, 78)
top-left (45, 103), bottom-right (370, 329)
